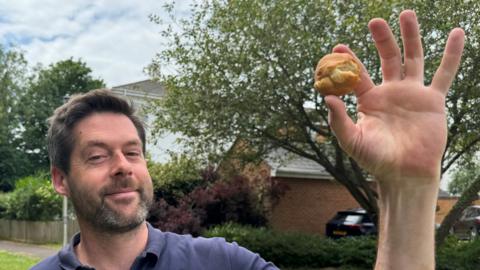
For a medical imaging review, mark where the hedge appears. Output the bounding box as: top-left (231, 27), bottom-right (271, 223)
top-left (204, 222), bottom-right (376, 269)
top-left (205, 223), bottom-right (480, 269)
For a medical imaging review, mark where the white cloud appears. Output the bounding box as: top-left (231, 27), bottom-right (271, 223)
top-left (0, 0), bottom-right (193, 87)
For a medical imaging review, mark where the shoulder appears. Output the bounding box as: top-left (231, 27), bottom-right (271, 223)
top-left (29, 254), bottom-right (61, 270)
top-left (160, 231), bottom-right (278, 269)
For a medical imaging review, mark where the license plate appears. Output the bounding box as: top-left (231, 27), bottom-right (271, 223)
top-left (333, 230), bottom-right (347, 236)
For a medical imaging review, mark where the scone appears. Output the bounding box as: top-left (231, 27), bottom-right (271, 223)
top-left (313, 53), bottom-right (361, 96)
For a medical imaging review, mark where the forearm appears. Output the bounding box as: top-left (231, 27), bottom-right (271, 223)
top-left (374, 176), bottom-right (440, 270)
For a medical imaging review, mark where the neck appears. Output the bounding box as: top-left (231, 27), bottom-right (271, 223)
top-left (75, 221), bottom-right (149, 270)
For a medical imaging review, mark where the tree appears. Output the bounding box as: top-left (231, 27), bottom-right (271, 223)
top-left (149, 0), bottom-right (480, 243)
top-left (448, 156), bottom-right (480, 196)
top-left (0, 46), bottom-right (29, 190)
top-left (435, 156), bottom-right (480, 246)
top-left (15, 58), bottom-right (105, 175)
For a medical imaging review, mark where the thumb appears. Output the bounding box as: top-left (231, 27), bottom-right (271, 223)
top-left (325, 96), bottom-right (357, 150)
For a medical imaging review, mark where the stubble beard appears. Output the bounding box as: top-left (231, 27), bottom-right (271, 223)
top-left (70, 179), bottom-right (153, 234)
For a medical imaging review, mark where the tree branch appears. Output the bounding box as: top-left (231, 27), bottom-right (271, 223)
top-left (442, 136), bottom-right (480, 174)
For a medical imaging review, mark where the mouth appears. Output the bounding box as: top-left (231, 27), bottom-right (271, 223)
top-left (104, 189), bottom-right (138, 201)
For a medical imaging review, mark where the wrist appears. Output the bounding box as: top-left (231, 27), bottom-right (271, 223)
top-left (374, 162), bottom-right (441, 189)
top-left (375, 176), bottom-right (439, 270)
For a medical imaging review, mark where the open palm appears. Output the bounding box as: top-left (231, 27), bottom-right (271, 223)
top-left (325, 11), bottom-right (465, 182)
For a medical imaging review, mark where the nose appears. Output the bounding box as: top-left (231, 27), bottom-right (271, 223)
top-left (111, 151), bottom-right (133, 177)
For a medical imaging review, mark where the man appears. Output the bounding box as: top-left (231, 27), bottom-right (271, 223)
top-left (32, 9), bottom-right (464, 270)
top-left (32, 89), bottom-right (276, 270)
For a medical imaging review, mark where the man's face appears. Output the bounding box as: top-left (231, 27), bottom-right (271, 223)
top-left (65, 112), bottom-right (153, 233)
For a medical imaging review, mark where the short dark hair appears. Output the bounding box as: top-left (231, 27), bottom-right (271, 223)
top-left (47, 89), bottom-right (146, 174)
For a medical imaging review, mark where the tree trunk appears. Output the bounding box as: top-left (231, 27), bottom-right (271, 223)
top-left (436, 175), bottom-right (480, 247)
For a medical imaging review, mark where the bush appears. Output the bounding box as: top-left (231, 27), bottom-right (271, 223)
top-left (204, 223), bottom-right (376, 269)
top-left (0, 173), bottom-right (63, 221)
top-left (436, 236), bottom-right (480, 270)
top-left (204, 224), bottom-right (480, 269)
top-left (0, 192), bottom-right (8, 217)
top-left (148, 165), bottom-right (287, 236)
top-left (148, 154), bottom-right (204, 197)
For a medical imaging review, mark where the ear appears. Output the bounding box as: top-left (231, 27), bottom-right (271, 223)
top-left (51, 166), bottom-right (70, 197)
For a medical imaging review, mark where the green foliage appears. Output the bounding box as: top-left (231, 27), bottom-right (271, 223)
top-left (206, 223), bottom-right (480, 269)
top-left (0, 46), bottom-right (29, 190)
top-left (448, 155), bottom-right (480, 195)
top-left (0, 53), bottom-right (105, 190)
top-left (436, 236), bottom-right (480, 270)
top-left (0, 173), bottom-right (63, 221)
top-left (0, 192), bottom-right (9, 215)
top-left (15, 58), bottom-right (105, 176)
top-left (204, 222), bottom-right (376, 269)
top-left (148, 154), bottom-right (203, 190)
top-left (148, 154), bottom-right (206, 207)
top-left (335, 236), bottom-right (377, 267)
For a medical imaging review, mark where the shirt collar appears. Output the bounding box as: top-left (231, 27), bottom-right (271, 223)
top-left (135, 222), bottom-right (163, 264)
top-left (58, 233), bottom-right (91, 270)
top-left (57, 222), bottom-right (163, 269)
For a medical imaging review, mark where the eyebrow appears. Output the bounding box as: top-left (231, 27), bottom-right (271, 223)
top-left (123, 140), bottom-right (143, 148)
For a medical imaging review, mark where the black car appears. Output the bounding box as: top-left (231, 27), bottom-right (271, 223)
top-left (326, 208), bottom-right (377, 238)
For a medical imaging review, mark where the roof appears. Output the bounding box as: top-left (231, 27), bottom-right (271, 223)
top-left (267, 149), bottom-right (452, 200)
top-left (111, 79), bottom-right (165, 100)
top-left (438, 189), bottom-right (452, 198)
top-left (267, 149), bottom-right (331, 180)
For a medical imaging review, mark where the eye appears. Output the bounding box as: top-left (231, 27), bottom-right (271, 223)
top-left (87, 154), bottom-right (107, 163)
top-left (126, 151), bottom-right (141, 158)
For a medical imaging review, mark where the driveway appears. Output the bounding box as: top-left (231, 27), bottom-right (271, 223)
top-left (0, 240), bottom-right (58, 259)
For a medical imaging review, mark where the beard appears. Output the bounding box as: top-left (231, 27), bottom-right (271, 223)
top-left (68, 177), bottom-right (153, 234)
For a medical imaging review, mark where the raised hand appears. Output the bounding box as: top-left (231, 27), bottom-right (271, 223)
top-left (325, 10), bottom-right (465, 183)
top-left (324, 10), bottom-right (465, 270)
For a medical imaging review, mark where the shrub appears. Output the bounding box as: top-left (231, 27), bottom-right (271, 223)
top-left (0, 172), bottom-right (63, 221)
top-left (335, 236), bottom-right (377, 267)
top-left (148, 154), bottom-right (204, 197)
top-left (0, 192), bottom-right (8, 217)
top-left (204, 223), bottom-right (376, 269)
top-left (148, 166), bottom-right (287, 236)
top-left (204, 224), bottom-right (480, 269)
top-left (147, 165), bottom-right (216, 236)
top-left (436, 236), bottom-right (480, 270)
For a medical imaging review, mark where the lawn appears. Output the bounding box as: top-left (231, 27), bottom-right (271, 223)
top-left (0, 250), bottom-right (40, 270)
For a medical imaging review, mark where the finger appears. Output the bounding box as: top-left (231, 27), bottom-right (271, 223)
top-left (333, 44), bottom-right (375, 96)
top-left (368, 18), bottom-right (403, 82)
top-left (325, 95), bottom-right (357, 153)
top-left (431, 28), bottom-right (465, 94)
top-left (400, 10), bottom-right (424, 81)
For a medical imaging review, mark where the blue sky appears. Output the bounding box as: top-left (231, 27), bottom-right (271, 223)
top-left (0, 0), bottom-right (192, 87)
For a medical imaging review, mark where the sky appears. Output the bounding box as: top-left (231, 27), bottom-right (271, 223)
top-left (0, 0), bottom-right (192, 87)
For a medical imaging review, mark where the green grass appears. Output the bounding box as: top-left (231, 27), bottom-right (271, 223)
top-left (0, 250), bottom-right (40, 270)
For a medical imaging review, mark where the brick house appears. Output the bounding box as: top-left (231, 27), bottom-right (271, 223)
top-left (261, 151), bottom-right (363, 235)
top-left (236, 148), bottom-right (459, 236)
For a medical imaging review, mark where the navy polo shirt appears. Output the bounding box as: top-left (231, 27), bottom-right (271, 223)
top-left (30, 223), bottom-right (278, 270)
